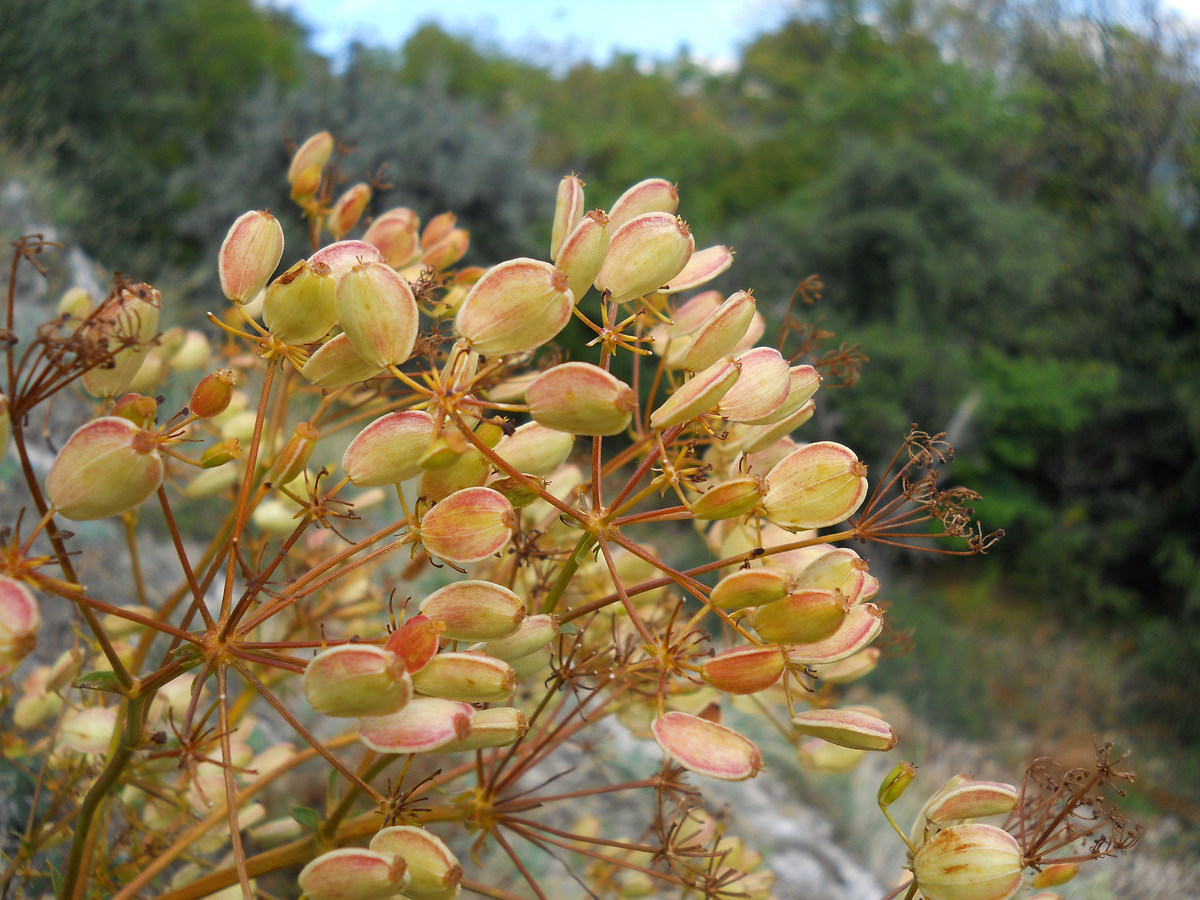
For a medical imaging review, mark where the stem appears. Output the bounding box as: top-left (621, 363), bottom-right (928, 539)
top-left (538, 531), bottom-right (595, 615)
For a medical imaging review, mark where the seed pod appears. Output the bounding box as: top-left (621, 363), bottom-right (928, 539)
top-left (0, 577), bottom-right (40, 677)
top-left (219, 211), bottom-right (284, 304)
top-left (363, 207), bottom-right (422, 267)
top-left (762, 441), bottom-right (869, 530)
top-left (268, 422), bottom-right (318, 486)
top-left (421, 212), bottom-right (458, 249)
top-left (526, 362), bottom-right (636, 436)
top-left (912, 824), bottom-right (1023, 900)
top-left (739, 399), bottom-right (816, 455)
top-left (878, 761), bottom-right (918, 807)
top-left (263, 259), bottom-right (338, 344)
top-left (792, 547), bottom-right (872, 605)
top-left (304, 645), bottom-right (412, 718)
top-left (369, 826), bottom-right (463, 900)
top-left (656, 244), bottom-right (734, 295)
top-left (288, 131), bottom-right (334, 187)
top-left (46, 417), bottom-right (163, 520)
top-left (419, 488), bottom-right (515, 564)
top-left (309, 239), bottom-right (383, 277)
top-left (412, 652), bottom-right (516, 702)
top-left (709, 568), bottom-right (789, 611)
top-left (717, 348), bottom-right (791, 423)
top-left (59, 706), bottom-right (117, 755)
top-left (328, 182), bottom-right (372, 239)
top-left (790, 706), bottom-right (897, 751)
top-left (80, 282), bottom-right (162, 398)
top-left (743, 365), bottom-right (821, 426)
top-left (750, 588), bottom-right (847, 645)
top-left (651, 710), bottom-right (763, 781)
top-left (550, 175), bottom-right (586, 260)
top-left (168, 329), bottom-right (211, 371)
top-left (554, 210), bottom-right (610, 302)
top-left (594, 212), bottom-right (694, 303)
top-left (688, 477), bottom-right (762, 521)
top-left (422, 227), bottom-right (470, 271)
top-left (436, 706), bottom-right (529, 753)
top-left (701, 645), bottom-right (786, 695)
top-left (358, 697), bottom-right (475, 754)
top-left (812, 647), bottom-right (880, 684)
top-left (493, 422), bottom-right (575, 477)
top-left (298, 847), bottom-right (410, 900)
top-left (912, 775), bottom-right (1020, 839)
top-left (455, 258), bottom-right (574, 356)
top-left (418, 581), bottom-right (525, 642)
top-left (335, 261), bottom-right (419, 368)
top-left (385, 615), bottom-right (444, 674)
top-left (200, 437), bottom-right (242, 469)
top-left (190, 369), bottom-right (237, 419)
top-left (1032, 864), bottom-right (1078, 889)
top-left (677, 291), bottom-right (755, 373)
top-left (110, 393), bottom-right (158, 429)
top-left (471, 613), bottom-right (559, 661)
top-left (650, 357), bottom-right (741, 429)
top-left (787, 603), bottom-right (885, 666)
top-left (609, 177), bottom-right (679, 228)
top-left (797, 737), bottom-right (867, 774)
top-left (343, 411), bottom-right (436, 487)
top-left (301, 333), bottom-right (386, 388)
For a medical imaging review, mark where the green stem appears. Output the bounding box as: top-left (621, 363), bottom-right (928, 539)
top-left (538, 531), bottom-right (596, 615)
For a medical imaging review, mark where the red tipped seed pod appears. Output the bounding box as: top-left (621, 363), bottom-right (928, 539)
top-left (651, 711), bottom-right (763, 781)
top-left (46, 417), bottom-right (163, 521)
top-left (304, 644), bottom-right (413, 718)
top-left (297, 847), bottom-right (409, 900)
top-left (335, 261), bottom-right (419, 368)
top-left (608, 177), bottom-right (679, 228)
top-left (268, 421), bottom-right (318, 486)
top-left (717, 347), bottom-right (791, 423)
top-left (0, 577), bottom-right (41, 677)
top-left (300, 333), bottom-right (386, 388)
top-left (554, 210), bottom-right (610, 302)
top-left (657, 244), bottom-right (734, 295)
top-left (358, 697), bottom-right (475, 754)
top-left (385, 615), bottom-right (444, 674)
top-left (328, 182), bottom-right (372, 239)
top-left (550, 175), bottom-right (586, 260)
top-left (218, 211), bottom-right (284, 305)
top-left (411, 651), bottom-right (516, 703)
top-left (912, 824), bottom-right (1024, 900)
top-left (418, 580), bottom-right (525, 642)
top-left (471, 613), bottom-right (558, 661)
top-left (677, 290), bottom-right (756, 373)
top-left (363, 207), bottom-right (422, 267)
top-left (709, 567), bottom-right (789, 611)
top-left (435, 705), bottom-right (529, 753)
top-left (750, 588), bottom-right (847, 645)
top-left (189, 368), bottom-right (236, 419)
top-left (788, 603), bottom-right (885, 666)
top-left (342, 410), bottom-right (436, 487)
top-left (594, 212), bottom-right (694, 303)
top-left (526, 362), bottom-right (636, 436)
top-left (419, 487), bottom-right (515, 564)
top-left (762, 441), bottom-right (869, 530)
top-left (790, 706), bottom-right (897, 751)
top-left (369, 826), bottom-right (463, 900)
top-left (650, 357), bottom-right (741, 429)
top-left (287, 131), bottom-right (333, 190)
top-left (701, 645), bottom-right (787, 695)
top-left (454, 258), bottom-right (574, 356)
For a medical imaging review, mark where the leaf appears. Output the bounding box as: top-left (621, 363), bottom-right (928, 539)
top-left (73, 671), bottom-right (126, 694)
top-left (291, 806), bottom-right (321, 832)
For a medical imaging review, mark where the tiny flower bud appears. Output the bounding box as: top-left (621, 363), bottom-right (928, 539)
top-left (790, 706), bottom-right (897, 751)
top-left (385, 614), bottom-right (444, 674)
top-left (335, 261), bottom-right (419, 368)
top-left (328, 182), bottom-right (372, 239)
top-left (550, 175), bottom-right (586, 260)
top-left (750, 588), bottom-right (847, 645)
top-left (651, 711), bottom-right (763, 781)
top-left (912, 824), bottom-right (1023, 900)
top-left (472, 613), bottom-right (559, 661)
top-left (343, 410), bottom-right (436, 487)
top-left (80, 282), bottom-right (162, 398)
top-left (190, 369), bottom-right (237, 419)
top-left (0, 577), bottom-right (40, 677)
top-left (554, 210), bottom-right (610, 301)
top-left (304, 644), bottom-right (413, 718)
top-left (411, 651), bottom-right (516, 703)
top-left (762, 441), bottom-right (869, 530)
top-left (709, 568), bottom-right (788, 611)
top-left (688, 477), bottom-right (763, 520)
top-left (701, 645), bottom-right (786, 695)
top-left (46, 417), bottom-right (163, 520)
top-left (717, 347), bottom-right (791, 423)
top-left (298, 847), bottom-right (409, 900)
top-left (650, 357), bottom-right (741, 429)
top-left (527, 362), bottom-right (636, 436)
top-left (358, 697), bottom-right (475, 754)
top-left (287, 131), bottom-right (334, 187)
top-left (455, 258), bottom-right (574, 356)
top-left (594, 212), bottom-right (694, 303)
top-left (219, 211), bottom-right (284, 304)
top-left (263, 259), bottom-right (338, 344)
top-left (656, 244), bottom-right (734, 295)
top-left (787, 603), bottom-right (885, 666)
top-left (369, 826), bottom-right (463, 900)
top-left (268, 422), bottom-right (318, 486)
top-left (200, 437), bottom-right (242, 468)
top-left (435, 705), bottom-right (529, 752)
top-left (677, 290), bottom-right (756, 373)
top-left (300, 333), bottom-right (386, 388)
top-left (878, 761), bottom-right (918, 807)
top-left (363, 207), bottom-right (422, 267)
top-left (419, 487), bottom-right (515, 564)
top-left (494, 422), bottom-right (575, 476)
top-left (608, 177), bottom-right (679, 228)
top-left (418, 580), bottom-right (525, 641)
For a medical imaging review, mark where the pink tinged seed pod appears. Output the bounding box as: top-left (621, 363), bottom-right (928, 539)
top-left (418, 580), bottom-right (525, 641)
top-left (46, 417), bottom-right (163, 520)
top-left (744, 365), bottom-right (821, 426)
top-left (593, 212), bottom-right (694, 303)
top-left (263, 258), bottom-right (338, 345)
top-left (268, 422), bottom-right (318, 486)
top-left (494, 422), bottom-right (575, 477)
top-left (790, 706), bottom-right (897, 751)
top-left (526, 362), bottom-right (636, 436)
top-left (912, 824), bottom-right (1024, 900)
top-left (793, 547), bottom-right (871, 605)
top-left (550, 175), bottom-right (586, 259)
top-left (363, 207), bottom-right (422, 267)
top-left (419, 487), bottom-right (515, 564)
top-left (650, 357), bottom-right (741, 429)
top-left (688, 476), bottom-right (763, 521)
top-left (739, 399), bottom-right (817, 454)
top-left (385, 615), bottom-right (444, 674)
top-left (301, 333), bottom-right (386, 388)
top-left (701, 645), bottom-right (786, 695)
top-left (189, 368), bottom-right (237, 419)
top-left (0, 577), bottom-right (41, 677)
top-left (472, 613), bottom-right (559, 661)
top-left (718, 348), bottom-right (791, 423)
top-left (59, 706), bottom-right (118, 755)
top-left (421, 212), bottom-right (458, 249)
top-left (750, 588), bottom-right (847, 645)
top-left (309, 239), bottom-right (384, 277)
top-left (788, 603), bottom-right (885, 666)
top-left (608, 177), bottom-right (679, 228)
top-left (369, 828), bottom-right (463, 900)
top-left (419, 449), bottom-right (489, 502)
top-left (657, 245), bottom-right (734, 295)
top-left (709, 568), bottom-right (788, 611)
top-left (677, 291), bottom-right (756, 373)
top-left (919, 777), bottom-right (1020, 827)
top-left (80, 282), bottom-right (162, 398)
top-left (219, 211), bottom-right (284, 304)
top-left (304, 644), bottom-right (413, 718)
top-left (454, 258), bottom-right (574, 356)
top-left (358, 697), bottom-right (475, 754)
top-left (412, 652), bottom-right (516, 703)
top-left (298, 847), bottom-right (410, 900)
top-left (328, 182), bottom-right (372, 239)
top-left (435, 705), bottom-right (529, 753)
top-left (335, 261), bottom-right (419, 368)
top-left (762, 441), bottom-right (869, 530)
top-left (555, 210), bottom-right (610, 302)
top-left (812, 647), bottom-right (880, 684)
top-left (342, 410), bottom-right (436, 487)
top-left (287, 131), bottom-right (334, 185)
top-left (651, 711), bottom-right (763, 781)
top-left (421, 228), bottom-right (470, 272)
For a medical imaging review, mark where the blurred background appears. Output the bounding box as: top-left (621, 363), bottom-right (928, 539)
top-left (2, 0), bottom-right (1198, 885)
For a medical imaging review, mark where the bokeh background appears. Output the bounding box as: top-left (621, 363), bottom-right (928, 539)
top-left (2, 0), bottom-right (1198, 889)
